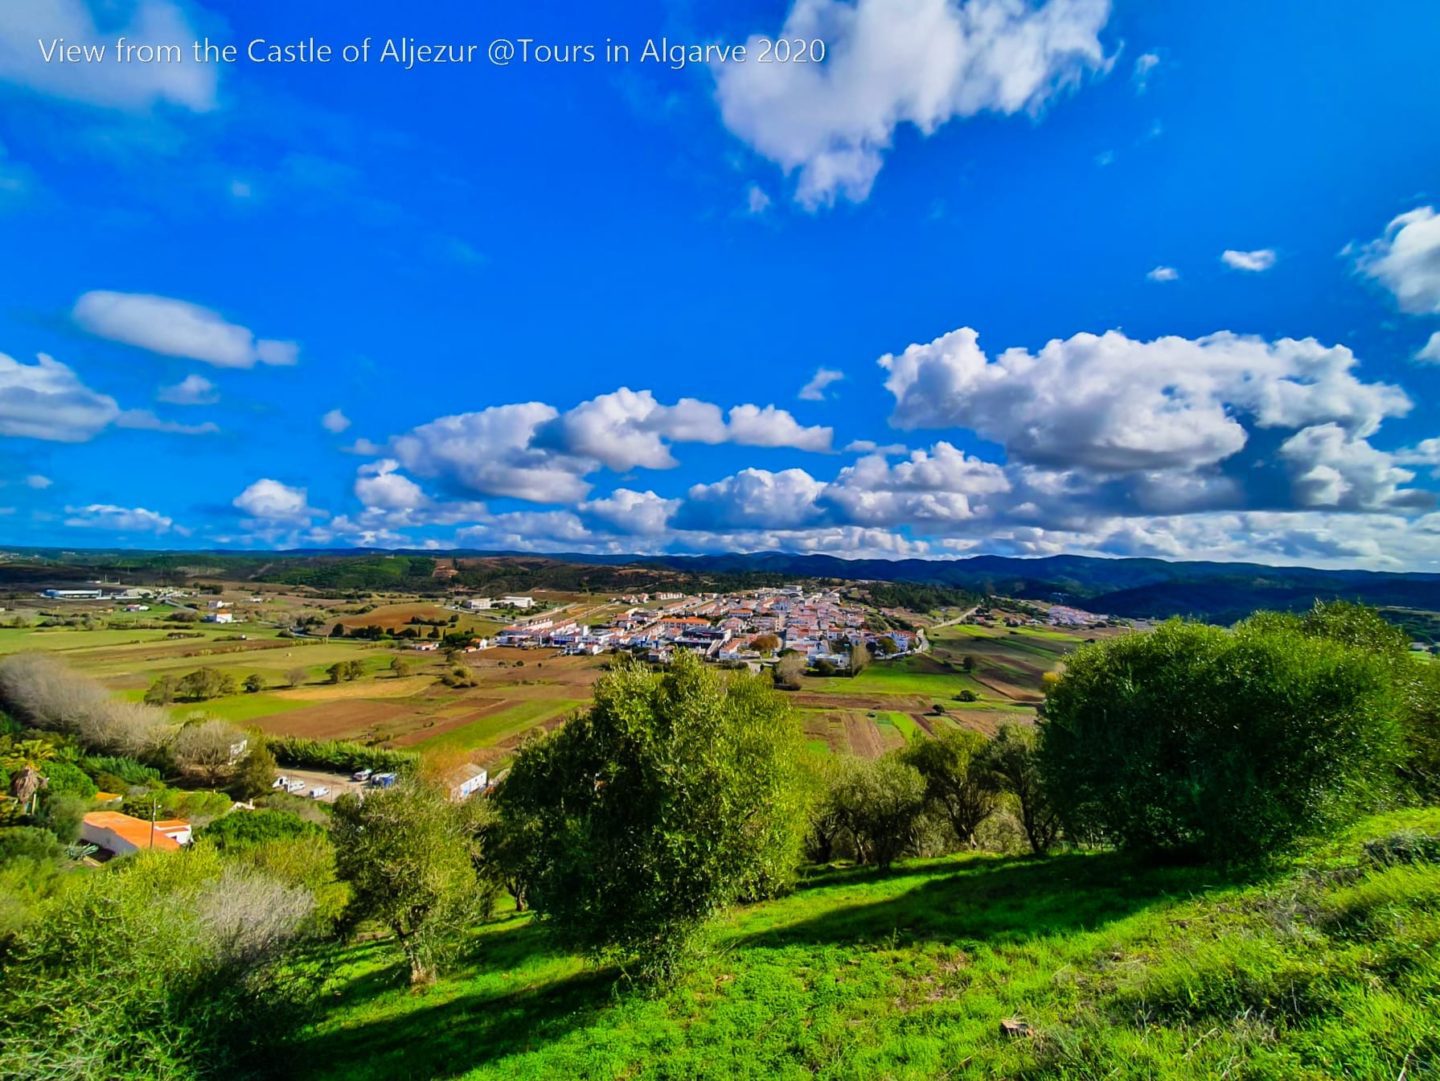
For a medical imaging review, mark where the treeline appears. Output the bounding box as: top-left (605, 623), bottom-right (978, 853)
top-left (263, 555), bottom-right (439, 592)
top-left (863, 582), bottom-right (979, 612)
top-left (267, 736), bottom-right (418, 775)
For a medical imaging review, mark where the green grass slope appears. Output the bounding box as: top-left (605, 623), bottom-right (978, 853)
top-left (295, 809), bottom-right (1440, 1080)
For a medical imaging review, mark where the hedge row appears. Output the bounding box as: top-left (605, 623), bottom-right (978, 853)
top-left (267, 736), bottom-right (418, 774)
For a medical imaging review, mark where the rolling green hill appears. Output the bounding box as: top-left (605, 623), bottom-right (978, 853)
top-left (293, 808), bottom-right (1440, 1080)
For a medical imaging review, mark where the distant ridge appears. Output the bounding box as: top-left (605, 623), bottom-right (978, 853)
top-left (5, 546), bottom-right (1439, 624)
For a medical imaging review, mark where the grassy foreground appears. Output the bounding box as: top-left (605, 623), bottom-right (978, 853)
top-left (294, 809), bottom-right (1440, 1080)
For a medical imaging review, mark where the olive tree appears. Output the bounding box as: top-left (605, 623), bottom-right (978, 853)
top-left (494, 652), bottom-right (807, 982)
top-left (835, 754), bottom-right (927, 869)
top-left (1039, 618), bottom-right (1400, 861)
top-left (902, 728), bottom-right (996, 848)
top-left (330, 779), bottom-right (481, 984)
top-left (979, 724), bottom-right (1060, 856)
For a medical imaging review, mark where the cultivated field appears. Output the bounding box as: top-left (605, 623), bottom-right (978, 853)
top-left (0, 590), bottom-right (1110, 766)
top-left (791, 621), bottom-right (1104, 756)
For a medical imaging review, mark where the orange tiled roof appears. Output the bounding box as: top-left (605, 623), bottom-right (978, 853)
top-left (83, 811), bottom-right (183, 851)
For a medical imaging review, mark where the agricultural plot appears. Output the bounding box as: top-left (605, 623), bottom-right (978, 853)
top-left (0, 612), bottom-right (607, 769)
top-left (0, 597), bottom-right (1111, 768)
top-left (789, 622), bottom-right (1102, 757)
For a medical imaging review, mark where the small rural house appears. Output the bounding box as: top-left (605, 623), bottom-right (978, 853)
top-left (444, 763), bottom-right (489, 802)
top-left (81, 811), bottom-right (192, 856)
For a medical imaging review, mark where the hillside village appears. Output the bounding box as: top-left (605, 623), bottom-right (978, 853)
top-left (459, 586), bottom-right (1117, 668)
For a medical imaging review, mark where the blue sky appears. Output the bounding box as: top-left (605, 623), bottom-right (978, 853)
top-left (2, 0), bottom-right (1439, 569)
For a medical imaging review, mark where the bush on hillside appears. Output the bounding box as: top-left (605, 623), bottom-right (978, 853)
top-left (495, 652), bottom-right (808, 982)
top-left (0, 847), bottom-right (318, 1080)
top-left (197, 808), bottom-right (322, 850)
top-left (1244, 601), bottom-right (1440, 800)
top-left (1040, 619), bottom-right (1401, 861)
top-left (0, 826), bottom-right (62, 865)
top-left (81, 755), bottom-right (162, 787)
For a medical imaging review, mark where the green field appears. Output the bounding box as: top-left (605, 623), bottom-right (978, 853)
top-left (0, 610), bottom-right (1101, 767)
top-left (806, 654), bottom-right (990, 699)
top-left (876, 710), bottom-right (922, 741)
top-left (414, 698), bottom-right (587, 755)
top-left (293, 807), bottom-right (1440, 1080)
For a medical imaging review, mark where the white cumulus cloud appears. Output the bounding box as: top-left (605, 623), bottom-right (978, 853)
top-left (157, 374), bottom-right (217, 405)
top-left (0, 0), bottom-right (218, 112)
top-left (73, 291), bottom-right (298, 368)
top-left (880, 327), bottom-right (1410, 474)
top-left (64, 503), bottom-right (177, 534)
top-left (0, 352), bottom-right (119, 441)
top-left (714, 0), bottom-right (1112, 207)
top-left (232, 479), bottom-right (323, 523)
top-left (798, 366), bottom-right (845, 400)
top-left (1356, 206), bottom-right (1440, 314)
top-left (1221, 248), bottom-right (1276, 272)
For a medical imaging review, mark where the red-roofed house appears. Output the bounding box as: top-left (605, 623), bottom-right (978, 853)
top-left (81, 811), bottom-right (192, 856)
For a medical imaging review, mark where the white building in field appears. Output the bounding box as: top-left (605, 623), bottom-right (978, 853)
top-left (500, 595), bottom-right (535, 609)
top-left (464, 597), bottom-right (493, 610)
top-left (203, 611), bottom-right (234, 624)
top-left (444, 763), bottom-right (489, 801)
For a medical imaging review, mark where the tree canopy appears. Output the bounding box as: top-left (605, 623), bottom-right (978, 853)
top-left (495, 652), bottom-right (807, 981)
top-left (1039, 616), bottom-right (1401, 860)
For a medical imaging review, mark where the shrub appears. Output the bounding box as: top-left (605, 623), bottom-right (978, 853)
top-left (773, 652), bottom-right (806, 690)
top-left (35, 794), bottom-right (89, 845)
top-left (0, 826), bottom-right (62, 865)
top-left (0, 654), bottom-right (169, 757)
top-left (81, 755), bottom-right (161, 787)
top-left (267, 736), bottom-right (418, 775)
top-left (1040, 619), bottom-right (1401, 861)
top-left (41, 760), bottom-right (97, 800)
top-left (197, 808), bottom-right (322, 850)
top-left (0, 847), bottom-right (318, 1079)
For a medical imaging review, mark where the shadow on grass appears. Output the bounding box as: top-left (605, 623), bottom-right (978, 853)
top-left (293, 918), bottom-right (619, 1081)
top-left (293, 855), bottom-right (1266, 1079)
top-left (743, 850), bottom-right (1259, 951)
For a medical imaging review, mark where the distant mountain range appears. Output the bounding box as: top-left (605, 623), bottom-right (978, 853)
top-left (630, 552), bottom-right (1440, 624)
top-left (5, 546), bottom-right (1439, 626)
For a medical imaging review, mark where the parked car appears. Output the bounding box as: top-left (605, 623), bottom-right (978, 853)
top-left (309, 786), bottom-right (330, 799)
top-left (369, 772), bottom-right (398, 789)
top-left (351, 768), bottom-right (372, 782)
